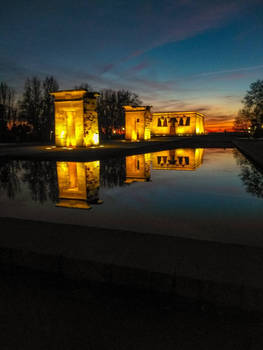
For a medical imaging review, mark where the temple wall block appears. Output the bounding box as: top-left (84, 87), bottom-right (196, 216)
top-left (50, 90), bottom-right (100, 147)
top-left (124, 106), bottom-right (152, 141)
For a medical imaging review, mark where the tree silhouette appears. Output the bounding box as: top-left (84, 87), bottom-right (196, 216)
top-left (21, 160), bottom-right (58, 203)
top-left (42, 76), bottom-right (59, 142)
top-left (74, 83), bottom-right (93, 91)
top-left (234, 80), bottom-right (263, 136)
top-left (19, 76), bottom-right (59, 141)
top-left (100, 157), bottom-right (126, 187)
top-left (97, 89), bottom-right (142, 138)
top-left (0, 160), bottom-right (22, 199)
top-left (0, 82), bottom-right (17, 140)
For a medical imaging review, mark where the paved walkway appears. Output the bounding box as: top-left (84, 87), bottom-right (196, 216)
top-left (0, 135), bottom-right (234, 161)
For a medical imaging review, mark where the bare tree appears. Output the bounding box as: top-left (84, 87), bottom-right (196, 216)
top-left (74, 83), bottom-right (93, 91)
top-left (20, 77), bottom-right (42, 137)
top-left (233, 110), bottom-right (250, 133)
top-left (98, 89), bottom-right (142, 138)
top-left (19, 76), bottom-right (59, 141)
top-left (235, 80), bottom-right (263, 136)
top-left (42, 76), bottom-right (59, 141)
top-left (0, 82), bottom-right (16, 122)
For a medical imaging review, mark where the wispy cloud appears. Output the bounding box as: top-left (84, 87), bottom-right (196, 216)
top-left (120, 0), bottom-right (251, 61)
top-left (127, 62), bottom-right (150, 74)
top-left (195, 64), bottom-right (263, 78)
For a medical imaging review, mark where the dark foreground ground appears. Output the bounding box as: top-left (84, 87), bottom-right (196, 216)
top-left (1, 217), bottom-right (263, 349)
top-left (1, 266), bottom-right (263, 350)
top-left (1, 135), bottom-right (263, 349)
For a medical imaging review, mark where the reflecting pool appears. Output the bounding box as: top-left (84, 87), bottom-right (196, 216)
top-left (0, 148), bottom-right (263, 246)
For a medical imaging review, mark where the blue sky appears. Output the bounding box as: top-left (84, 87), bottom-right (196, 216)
top-left (1, 0), bottom-right (263, 130)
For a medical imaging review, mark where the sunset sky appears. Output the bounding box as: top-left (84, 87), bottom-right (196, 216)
top-left (1, 0), bottom-right (263, 131)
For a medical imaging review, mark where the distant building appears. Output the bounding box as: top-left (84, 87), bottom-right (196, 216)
top-left (50, 89), bottom-right (100, 147)
top-left (151, 111), bottom-right (205, 136)
top-left (123, 106), bottom-right (152, 141)
top-left (124, 106), bottom-right (205, 140)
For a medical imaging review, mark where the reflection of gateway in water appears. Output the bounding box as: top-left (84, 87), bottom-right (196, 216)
top-left (152, 148), bottom-right (204, 170)
top-left (125, 154), bottom-right (151, 183)
top-left (56, 161), bottom-right (102, 209)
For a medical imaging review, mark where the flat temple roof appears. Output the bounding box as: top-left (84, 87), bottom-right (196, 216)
top-left (152, 111), bottom-right (205, 117)
top-left (50, 89), bottom-right (100, 99)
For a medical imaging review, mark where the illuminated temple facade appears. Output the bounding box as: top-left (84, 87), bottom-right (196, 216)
top-left (151, 111), bottom-right (205, 136)
top-left (123, 106), bottom-right (152, 141)
top-left (124, 107), bottom-right (205, 140)
top-left (50, 89), bottom-right (100, 147)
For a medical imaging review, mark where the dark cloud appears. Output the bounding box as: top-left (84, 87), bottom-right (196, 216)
top-left (194, 64), bottom-right (263, 80)
top-left (100, 64), bottom-right (115, 74)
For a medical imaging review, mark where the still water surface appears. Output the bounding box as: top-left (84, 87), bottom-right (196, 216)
top-left (0, 148), bottom-right (262, 246)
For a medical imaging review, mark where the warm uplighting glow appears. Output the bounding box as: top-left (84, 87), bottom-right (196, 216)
top-left (124, 106), bottom-right (152, 141)
top-left (56, 161), bottom-right (101, 209)
top-left (144, 128), bottom-right (151, 140)
top-left (60, 130), bottom-right (65, 139)
top-left (50, 90), bottom-right (100, 147)
top-left (131, 130), bottom-right (137, 142)
top-left (124, 107), bottom-right (205, 139)
top-left (92, 133), bottom-right (99, 145)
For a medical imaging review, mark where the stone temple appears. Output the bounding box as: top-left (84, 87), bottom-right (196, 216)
top-left (124, 106), bottom-right (205, 141)
top-left (50, 89), bottom-right (100, 147)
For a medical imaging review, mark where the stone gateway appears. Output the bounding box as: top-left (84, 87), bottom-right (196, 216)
top-left (50, 89), bottom-right (100, 147)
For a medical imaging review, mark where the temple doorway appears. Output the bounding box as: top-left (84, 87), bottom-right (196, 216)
top-left (170, 118), bottom-right (177, 135)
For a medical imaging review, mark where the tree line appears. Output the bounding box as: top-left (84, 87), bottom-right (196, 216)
top-left (234, 79), bottom-right (263, 137)
top-left (0, 77), bottom-right (141, 142)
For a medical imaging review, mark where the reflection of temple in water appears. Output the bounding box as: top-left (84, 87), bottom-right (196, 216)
top-left (125, 154), bottom-right (151, 183)
top-left (56, 161), bottom-right (101, 209)
top-left (152, 149), bottom-right (204, 170)
top-left (125, 149), bottom-right (204, 183)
